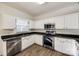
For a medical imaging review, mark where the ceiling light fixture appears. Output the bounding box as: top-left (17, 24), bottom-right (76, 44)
top-left (35, 2), bottom-right (45, 5)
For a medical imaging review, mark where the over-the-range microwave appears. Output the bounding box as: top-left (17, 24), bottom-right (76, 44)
top-left (44, 24), bottom-right (55, 30)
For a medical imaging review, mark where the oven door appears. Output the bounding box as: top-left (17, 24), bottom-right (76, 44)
top-left (43, 35), bottom-right (53, 49)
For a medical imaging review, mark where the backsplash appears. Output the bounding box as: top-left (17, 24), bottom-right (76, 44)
top-left (31, 29), bottom-right (46, 32)
top-left (1, 29), bottom-right (79, 35)
top-left (0, 29), bottom-right (16, 35)
top-left (56, 29), bottom-right (79, 35)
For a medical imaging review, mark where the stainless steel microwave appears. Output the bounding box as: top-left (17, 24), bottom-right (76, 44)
top-left (44, 24), bottom-right (55, 30)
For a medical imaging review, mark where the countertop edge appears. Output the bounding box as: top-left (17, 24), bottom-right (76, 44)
top-left (1, 32), bottom-right (79, 41)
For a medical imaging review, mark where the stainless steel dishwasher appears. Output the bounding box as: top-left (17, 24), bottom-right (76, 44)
top-left (7, 37), bottom-right (21, 56)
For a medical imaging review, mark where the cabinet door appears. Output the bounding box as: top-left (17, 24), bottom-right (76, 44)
top-left (21, 36), bottom-right (33, 50)
top-left (34, 35), bottom-right (43, 46)
top-left (34, 18), bottom-right (54, 29)
top-left (55, 37), bottom-right (63, 52)
top-left (29, 20), bottom-right (34, 29)
top-left (54, 16), bottom-right (65, 29)
top-left (1, 14), bottom-right (15, 29)
top-left (65, 13), bottom-right (79, 29)
top-left (62, 39), bottom-right (77, 56)
top-left (35, 20), bottom-right (44, 29)
top-left (55, 37), bottom-right (77, 56)
top-left (29, 35), bottom-right (35, 44)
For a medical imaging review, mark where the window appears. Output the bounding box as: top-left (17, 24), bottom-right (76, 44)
top-left (16, 19), bottom-right (29, 32)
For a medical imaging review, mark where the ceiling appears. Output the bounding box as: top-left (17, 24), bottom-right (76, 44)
top-left (1, 2), bottom-right (78, 17)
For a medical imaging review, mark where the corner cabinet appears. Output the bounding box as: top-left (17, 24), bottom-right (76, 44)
top-left (0, 14), bottom-right (15, 29)
top-left (21, 35), bottom-right (34, 50)
top-left (34, 20), bottom-right (44, 29)
top-left (21, 35), bottom-right (43, 50)
top-left (55, 37), bottom-right (78, 56)
top-left (34, 35), bottom-right (43, 46)
top-left (34, 18), bottom-right (55, 29)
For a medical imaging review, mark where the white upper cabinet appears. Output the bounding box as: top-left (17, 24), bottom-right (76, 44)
top-left (29, 20), bottom-right (34, 29)
top-left (64, 13), bottom-right (79, 29)
top-left (35, 20), bottom-right (44, 29)
top-left (54, 16), bottom-right (65, 29)
top-left (34, 18), bottom-right (55, 29)
top-left (54, 13), bottom-right (79, 29)
top-left (0, 14), bottom-right (16, 29)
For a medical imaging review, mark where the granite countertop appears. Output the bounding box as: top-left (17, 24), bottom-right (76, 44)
top-left (1, 32), bottom-right (46, 40)
top-left (1, 29), bottom-right (79, 41)
top-left (1, 31), bottom-right (79, 41)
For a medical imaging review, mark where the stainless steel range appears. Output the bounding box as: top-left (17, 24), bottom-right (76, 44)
top-left (43, 24), bottom-right (55, 50)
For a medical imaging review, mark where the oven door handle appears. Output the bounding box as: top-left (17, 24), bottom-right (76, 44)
top-left (45, 38), bottom-right (52, 43)
top-left (47, 37), bottom-right (52, 41)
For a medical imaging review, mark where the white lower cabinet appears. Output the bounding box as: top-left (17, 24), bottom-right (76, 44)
top-left (22, 34), bottom-right (78, 56)
top-left (34, 35), bottom-right (43, 46)
top-left (21, 35), bottom-right (43, 50)
top-left (55, 37), bottom-right (63, 52)
top-left (55, 37), bottom-right (77, 56)
top-left (21, 35), bottom-right (34, 50)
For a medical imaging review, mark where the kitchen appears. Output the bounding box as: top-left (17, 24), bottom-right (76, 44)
top-left (0, 2), bottom-right (79, 56)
